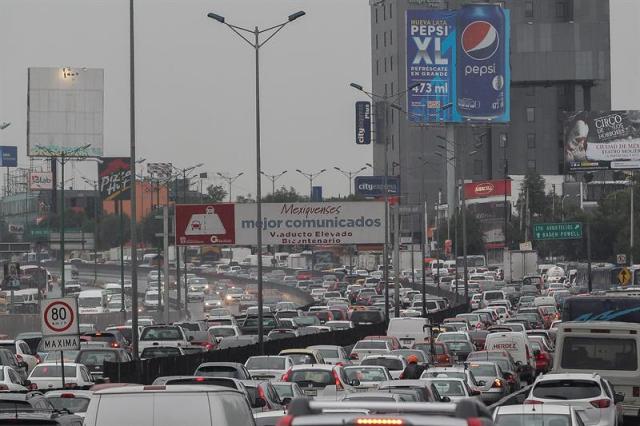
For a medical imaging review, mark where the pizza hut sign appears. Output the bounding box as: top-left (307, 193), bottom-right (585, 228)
top-left (464, 180), bottom-right (511, 200)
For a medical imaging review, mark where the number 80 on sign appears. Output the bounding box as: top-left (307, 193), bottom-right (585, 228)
top-left (41, 298), bottom-right (79, 337)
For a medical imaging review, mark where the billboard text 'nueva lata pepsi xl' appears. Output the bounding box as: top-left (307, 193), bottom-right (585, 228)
top-left (456, 4), bottom-right (510, 122)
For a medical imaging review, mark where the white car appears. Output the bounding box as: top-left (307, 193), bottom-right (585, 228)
top-left (359, 355), bottom-right (406, 379)
top-left (138, 325), bottom-right (190, 356)
top-left (526, 373), bottom-right (623, 426)
top-left (207, 325), bottom-right (241, 343)
top-left (0, 340), bottom-right (39, 373)
top-left (425, 377), bottom-right (476, 403)
top-left (307, 345), bottom-right (351, 366)
top-left (28, 363), bottom-right (94, 390)
top-left (245, 356), bottom-right (294, 381)
top-left (493, 404), bottom-right (586, 426)
top-left (435, 332), bottom-right (473, 346)
top-left (0, 366), bottom-right (28, 391)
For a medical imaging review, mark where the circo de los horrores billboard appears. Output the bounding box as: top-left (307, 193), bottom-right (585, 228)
top-left (565, 111), bottom-right (640, 172)
top-left (175, 202), bottom-right (385, 246)
top-left (406, 4), bottom-right (510, 123)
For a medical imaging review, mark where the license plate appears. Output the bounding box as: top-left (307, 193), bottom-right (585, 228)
top-left (303, 389), bottom-right (317, 396)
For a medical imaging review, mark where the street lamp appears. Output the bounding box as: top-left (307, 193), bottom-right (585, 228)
top-left (295, 169), bottom-right (326, 199)
top-left (217, 172), bottom-right (244, 202)
top-left (207, 10), bottom-right (305, 354)
top-left (334, 166), bottom-right (367, 196)
top-left (261, 170), bottom-right (287, 195)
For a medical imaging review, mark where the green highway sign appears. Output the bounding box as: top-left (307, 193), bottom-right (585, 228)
top-left (533, 222), bottom-right (583, 240)
top-left (30, 228), bottom-right (50, 238)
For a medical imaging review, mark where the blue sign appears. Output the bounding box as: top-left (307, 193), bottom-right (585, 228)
top-left (354, 176), bottom-right (400, 197)
top-left (406, 6), bottom-right (510, 123)
top-left (0, 146), bottom-right (17, 167)
top-left (355, 101), bottom-right (371, 145)
top-left (311, 186), bottom-right (323, 202)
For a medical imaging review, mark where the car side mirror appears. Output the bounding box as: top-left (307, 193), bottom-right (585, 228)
top-left (503, 372), bottom-right (513, 381)
top-left (254, 397), bottom-right (267, 408)
top-left (470, 389), bottom-right (481, 396)
top-left (281, 397), bottom-right (292, 406)
top-left (477, 381), bottom-right (486, 387)
top-left (440, 396), bottom-right (451, 402)
top-left (23, 380), bottom-right (31, 387)
top-left (533, 350), bottom-right (540, 356)
top-left (349, 379), bottom-right (361, 387)
top-left (188, 335), bottom-right (194, 342)
top-left (615, 393), bottom-right (625, 404)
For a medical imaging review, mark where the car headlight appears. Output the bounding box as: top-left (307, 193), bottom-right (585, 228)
top-left (226, 295), bottom-right (232, 301)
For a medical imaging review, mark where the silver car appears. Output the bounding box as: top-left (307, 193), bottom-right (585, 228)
top-left (466, 361), bottom-right (510, 405)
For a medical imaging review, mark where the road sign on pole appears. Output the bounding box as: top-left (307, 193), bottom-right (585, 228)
top-left (618, 267), bottom-right (632, 286)
top-left (533, 222), bottom-right (583, 240)
top-left (40, 298), bottom-right (80, 351)
top-left (617, 254), bottom-right (627, 265)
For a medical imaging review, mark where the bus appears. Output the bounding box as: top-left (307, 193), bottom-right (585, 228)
top-left (562, 294), bottom-right (640, 323)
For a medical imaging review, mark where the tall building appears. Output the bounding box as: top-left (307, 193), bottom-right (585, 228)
top-left (370, 0), bottom-right (610, 255)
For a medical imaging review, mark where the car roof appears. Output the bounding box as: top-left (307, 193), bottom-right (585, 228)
top-left (495, 404), bottom-right (573, 415)
top-left (94, 385), bottom-right (245, 395)
top-left (378, 380), bottom-right (428, 388)
top-left (362, 355), bottom-right (404, 360)
top-left (279, 349), bottom-right (319, 355)
top-left (307, 345), bottom-right (342, 350)
top-left (535, 373), bottom-right (600, 382)
top-left (196, 362), bottom-right (244, 368)
top-left (45, 390), bottom-right (94, 398)
top-left (36, 362), bottom-right (80, 368)
top-left (290, 364), bottom-right (334, 371)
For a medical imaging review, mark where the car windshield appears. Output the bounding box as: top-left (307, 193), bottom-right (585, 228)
top-left (47, 396), bottom-right (90, 413)
top-left (532, 380), bottom-right (601, 400)
top-left (31, 365), bottom-right (76, 377)
top-left (431, 380), bottom-right (466, 396)
top-left (196, 365), bottom-right (241, 378)
top-left (79, 297), bottom-right (103, 308)
top-left (316, 349), bottom-right (339, 359)
top-left (76, 351), bottom-right (117, 365)
top-left (210, 328), bottom-right (236, 337)
top-left (361, 358), bottom-right (403, 371)
top-left (495, 414), bottom-right (570, 426)
top-left (355, 341), bottom-right (387, 350)
top-left (445, 342), bottom-right (473, 352)
top-left (246, 357), bottom-right (286, 370)
top-left (468, 364), bottom-right (496, 377)
top-left (140, 327), bottom-right (182, 340)
top-left (141, 347), bottom-right (181, 358)
top-left (289, 370), bottom-right (333, 387)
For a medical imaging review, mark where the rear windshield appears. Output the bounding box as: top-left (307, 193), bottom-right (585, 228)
top-left (532, 379), bottom-right (601, 399)
top-left (210, 328), bottom-right (236, 337)
top-left (431, 380), bottom-right (466, 396)
top-left (77, 351), bottom-right (117, 365)
top-left (196, 366), bottom-right (241, 378)
top-left (361, 358), bottom-right (403, 371)
top-left (423, 371), bottom-right (464, 380)
top-left (289, 370), bottom-right (333, 386)
top-left (317, 349), bottom-right (339, 359)
top-left (414, 344), bottom-right (444, 355)
top-left (495, 414), bottom-right (570, 426)
top-left (245, 357), bottom-right (286, 370)
top-left (355, 341), bottom-right (387, 350)
top-left (287, 354), bottom-right (314, 365)
top-left (140, 327), bottom-right (182, 341)
top-left (445, 342), bottom-right (473, 352)
top-left (344, 367), bottom-right (388, 382)
top-left (0, 344), bottom-right (15, 354)
top-left (351, 311), bottom-right (384, 323)
top-left (561, 337), bottom-right (638, 371)
top-left (141, 347), bottom-right (180, 358)
top-left (485, 292), bottom-right (503, 301)
top-left (457, 314), bottom-right (480, 323)
top-left (47, 396), bottom-right (91, 413)
top-left (468, 364), bottom-right (496, 377)
top-left (31, 365), bottom-right (76, 377)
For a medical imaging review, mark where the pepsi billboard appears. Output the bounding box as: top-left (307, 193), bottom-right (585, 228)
top-left (406, 5), bottom-right (510, 123)
top-left (0, 146), bottom-right (17, 167)
top-left (355, 176), bottom-right (400, 198)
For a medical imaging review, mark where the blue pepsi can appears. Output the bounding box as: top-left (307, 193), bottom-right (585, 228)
top-left (456, 4), bottom-right (506, 120)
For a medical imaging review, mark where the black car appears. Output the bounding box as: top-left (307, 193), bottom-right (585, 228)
top-left (74, 348), bottom-right (132, 380)
top-left (240, 314), bottom-right (281, 335)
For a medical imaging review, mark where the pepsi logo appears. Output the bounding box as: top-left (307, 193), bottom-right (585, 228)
top-left (461, 21), bottom-right (499, 61)
top-left (474, 183), bottom-right (495, 196)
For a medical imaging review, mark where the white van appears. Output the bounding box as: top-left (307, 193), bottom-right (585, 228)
top-left (484, 331), bottom-right (536, 383)
top-left (481, 290), bottom-right (506, 308)
top-left (78, 289), bottom-right (108, 314)
top-left (84, 386), bottom-right (254, 426)
top-left (554, 321), bottom-right (640, 418)
top-left (386, 317), bottom-right (431, 348)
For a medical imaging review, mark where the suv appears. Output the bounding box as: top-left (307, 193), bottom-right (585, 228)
top-left (138, 326), bottom-right (190, 356)
top-left (194, 362), bottom-right (252, 380)
top-left (75, 348), bottom-right (132, 381)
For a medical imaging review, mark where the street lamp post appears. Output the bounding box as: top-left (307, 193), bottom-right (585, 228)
top-left (207, 10), bottom-right (305, 354)
top-left (295, 169), bottom-right (326, 199)
top-left (261, 170), bottom-right (287, 195)
top-left (334, 166), bottom-right (368, 196)
top-left (217, 172), bottom-right (244, 202)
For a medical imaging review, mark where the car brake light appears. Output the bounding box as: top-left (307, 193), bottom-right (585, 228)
top-left (195, 377), bottom-right (206, 382)
top-left (332, 369), bottom-right (344, 391)
top-left (16, 354), bottom-right (23, 363)
top-left (590, 399), bottom-right (611, 408)
top-left (0, 384), bottom-right (8, 391)
top-left (524, 400), bottom-right (543, 405)
top-left (276, 415), bottom-right (294, 426)
top-left (60, 393), bottom-right (75, 398)
top-left (28, 383), bottom-right (37, 390)
top-left (492, 379), bottom-right (503, 388)
top-left (35, 354), bottom-right (42, 364)
top-left (258, 386), bottom-right (271, 409)
top-left (63, 383), bottom-right (77, 389)
top-left (467, 419), bottom-right (484, 426)
top-left (526, 346), bottom-right (531, 360)
top-left (111, 342), bottom-right (120, 348)
top-left (355, 419), bottom-right (404, 425)
top-left (350, 353), bottom-right (359, 360)
top-left (281, 368), bottom-right (292, 382)
top-left (143, 385), bottom-right (166, 391)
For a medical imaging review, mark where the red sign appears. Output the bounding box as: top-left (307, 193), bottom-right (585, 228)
top-left (175, 204), bottom-right (235, 245)
top-left (464, 179), bottom-right (511, 200)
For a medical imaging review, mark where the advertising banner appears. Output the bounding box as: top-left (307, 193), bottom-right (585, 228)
top-left (464, 179), bottom-right (511, 200)
top-left (565, 111), bottom-right (640, 171)
top-left (29, 171), bottom-right (53, 190)
top-left (0, 146), bottom-right (17, 167)
top-left (406, 5), bottom-right (510, 123)
top-left (355, 101), bottom-right (371, 145)
top-left (27, 67), bottom-right (104, 157)
top-left (98, 157), bottom-right (131, 201)
top-left (175, 202), bottom-right (385, 246)
top-left (354, 176), bottom-right (400, 197)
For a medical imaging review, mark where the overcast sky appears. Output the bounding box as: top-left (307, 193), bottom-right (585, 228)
top-left (0, 0), bottom-right (638, 198)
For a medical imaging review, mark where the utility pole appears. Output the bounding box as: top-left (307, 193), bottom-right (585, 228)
top-left (631, 172), bottom-right (635, 265)
top-left (217, 172), bottom-right (243, 202)
top-left (261, 170), bottom-right (287, 195)
top-left (393, 204), bottom-right (400, 317)
top-left (163, 205), bottom-right (170, 323)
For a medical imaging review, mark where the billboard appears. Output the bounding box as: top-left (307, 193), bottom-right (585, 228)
top-left (464, 179), bottom-right (511, 200)
top-left (176, 202), bottom-right (385, 246)
top-left (565, 111), bottom-right (640, 171)
top-left (355, 101), bottom-right (371, 145)
top-left (406, 5), bottom-right (510, 123)
top-left (354, 176), bottom-right (400, 197)
top-left (27, 67), bottom-right (104, 157)
top-left (0, 146), bottom-right (17, 167)
top-left (29, 171), bottom-right (53, 190)
top-left (98, 157), bottom-right (131, 201)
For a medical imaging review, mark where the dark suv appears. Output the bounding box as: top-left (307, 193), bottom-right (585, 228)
top-left (75, 348), bottom-right (132, 380)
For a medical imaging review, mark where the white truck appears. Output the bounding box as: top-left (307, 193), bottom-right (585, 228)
top-left (503, 250), bottom-right (538, 283)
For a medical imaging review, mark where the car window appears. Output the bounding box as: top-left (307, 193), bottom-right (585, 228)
top-left (561, 337), bottom-right (638, 371)
top-left (273, 384), bottom-right (294, 398)
top-left (19, 343), bottom-right (31, 355)
top-left (289, 370), bottom-right (333, 386)
top-left (344, 367), bottom-right (388, 382)
top-left (48, 396), bottom-right (91, 413)
top-left (245, 357), bottom-right (286, 370)
top-left (532, 380), bottom-right (601, 400)
top-left (31, 365), bottom-right (76, 377)
top-left (361, 358), bottom-right (403, 371)
top-left (431, 380), bottom-right (466, 396)
top-left (354, 341), bottom-right (387, 350)
top-left (468, 364), bottom-right (497, 377)
top-left (140, 327), bottom-right (183, 340)
top-left (196, 365), bottom-right (242, 378)
top-left (141, 347), bottom-right (181, 358)
top-left (285, 354), bottom-right (315, 365)
top-left (77, 351), bottom-right (118, 365)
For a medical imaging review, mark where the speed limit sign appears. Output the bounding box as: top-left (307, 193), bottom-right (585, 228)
top-left (40, 298), bottom-right (80, 351)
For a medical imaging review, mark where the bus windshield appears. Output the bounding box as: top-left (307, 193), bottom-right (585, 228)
top-left (562, 296), bottom-right (640, 323)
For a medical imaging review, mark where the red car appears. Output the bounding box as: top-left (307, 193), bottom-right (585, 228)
top-left (363, 335), bottom-right (401, 351)
top-left (412, 341), bottom-right (452, 366)
top-left (529, 337), bottom-right (553, 374)
top-left (295, 270), bottom-right (313, 280)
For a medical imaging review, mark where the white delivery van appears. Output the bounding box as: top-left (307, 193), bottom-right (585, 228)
top-left (84, 385), bottom-right (254, 426)
top-left (554, 321), bottom-right (640, 418)
top-left (386, 317), bottom-right (431, 348)
top-left (78, 289), bottom-right (108, 314)
top-left (484, 331), bottom-right (536, 384)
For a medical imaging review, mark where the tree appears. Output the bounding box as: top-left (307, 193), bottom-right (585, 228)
top-left (517, 169), bottom-right (548, 218)
top-left (139, 212), bottom-right (163, 247)
top-left (262, 186), bottom-right (307, 202)
top-left (236, 194), bottom-right (255, 203)
top-left (445, 210), bottom-right (485, 256)
top-left (97, 213), bottom-right (131, 250)
top-left (205, 185), bottom-right (228, 203)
